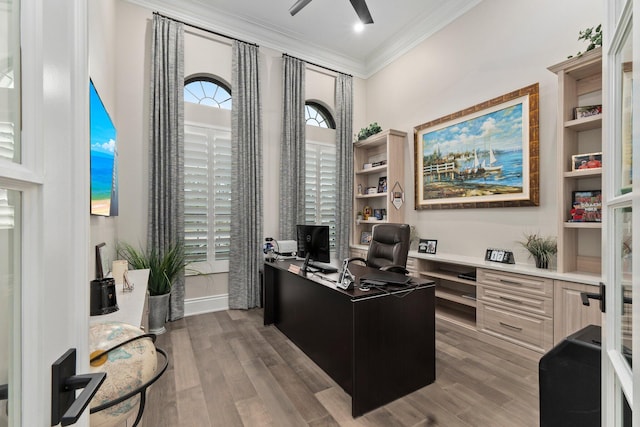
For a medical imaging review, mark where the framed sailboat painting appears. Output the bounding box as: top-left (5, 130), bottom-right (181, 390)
top-left (413, 84), bottom-right (539, 210)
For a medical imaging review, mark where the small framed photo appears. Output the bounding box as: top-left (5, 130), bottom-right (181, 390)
top-left (373, 209), bottom-right (383, 220)
top-left (360, 231), bottom-right (372, 245)
top-left (571, 152), bottom-right (602, 171)
top-left (418, 239), bottom-right (437, 254)
top-left (377, 176), bottom-right (387, 193)
top-left (574, 104), bottom-right (602, 119)
top-left (570, 190), bottom-right (602, 222)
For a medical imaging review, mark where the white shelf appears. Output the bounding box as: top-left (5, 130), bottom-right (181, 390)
top-left (564, 221), bottom-right (602, 229)
top-left (356, 192), bottom-right (387, 199)
top-left (355, 165), bottom-right (387, 175)
top-left (564, 169), bottom-right (602, 179)
top-left (564, 115), bottom-right (602, 131)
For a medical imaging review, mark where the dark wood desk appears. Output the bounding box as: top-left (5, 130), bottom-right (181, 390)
top-left (263, 260), bottom-right (436, 417)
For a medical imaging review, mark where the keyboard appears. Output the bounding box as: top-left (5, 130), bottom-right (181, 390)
top-left (307, 261), bottom-right (338, 273)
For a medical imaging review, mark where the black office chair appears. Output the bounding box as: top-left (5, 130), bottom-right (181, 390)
top-left (349, 223), bottom-right (411, 274)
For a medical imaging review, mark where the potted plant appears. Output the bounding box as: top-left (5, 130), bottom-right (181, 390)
top-left (117, 242), bottom-right (188, 334)
top-left (519, 233), bottom-right (557, 269)
top-left (356, 211), bottom-right (363, 221)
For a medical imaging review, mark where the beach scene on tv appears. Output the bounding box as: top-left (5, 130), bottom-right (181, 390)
top-left (90, 80), bottom-right (118, 216)
top-left (420, 102), bottom-right (526, 202)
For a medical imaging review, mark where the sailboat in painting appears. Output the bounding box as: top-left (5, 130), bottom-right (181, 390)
top-left (484, 146), bottom-right (503, 173)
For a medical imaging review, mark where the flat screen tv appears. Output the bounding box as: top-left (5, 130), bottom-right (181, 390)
top-left (90, 79), bottom-right (118, 216)
top-left (296, 224), bottom-right (330, 273)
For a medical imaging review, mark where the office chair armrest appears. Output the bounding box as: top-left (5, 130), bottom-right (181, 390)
top-left (346, 257), bottom-right (367, 265)
top-left (380, 265), bottom-right (409, 275)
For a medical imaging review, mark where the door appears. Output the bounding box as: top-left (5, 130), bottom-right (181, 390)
top-left (603, 1), bottom-right (638, 425)
top-left (1, 0), bottom-right (91, 425)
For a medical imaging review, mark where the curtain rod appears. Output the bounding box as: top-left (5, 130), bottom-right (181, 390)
top-left (154, 12), bottom-right (259, 48)
top-left (283, 53), bottom-right (352, 77)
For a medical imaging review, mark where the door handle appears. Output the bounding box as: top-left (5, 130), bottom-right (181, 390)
top-left (580, 282), bottom-right (606, 313)
top-left (0, 384), bottom-right (7, 401)
top-left (51, 348), bottom-right (106, 426)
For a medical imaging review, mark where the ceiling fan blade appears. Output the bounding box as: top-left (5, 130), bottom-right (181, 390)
top-left (289, 0), bottom-right (312, 16)
top-left (349, 0), bottom-right (374, 24)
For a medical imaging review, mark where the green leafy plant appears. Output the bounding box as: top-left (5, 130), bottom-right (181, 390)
top-left (356, 122), bottom-right (382, 141)
top-left (519, 233), bottom-right (557, 268)
top-left (568, 24), bottom-right (602, 58)
top-left (117, 242), bottom-right (188, 296)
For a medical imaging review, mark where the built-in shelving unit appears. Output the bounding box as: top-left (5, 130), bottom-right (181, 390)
top-left (548, 47), bottom-right (603, 275)
top-left (352, 129), bottom-right (407, 246)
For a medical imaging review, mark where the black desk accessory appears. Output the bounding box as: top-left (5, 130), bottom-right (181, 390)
top-left (485, 248), bottom-right (515, 264)
top-left (90, 243), bottom-right (119, 316)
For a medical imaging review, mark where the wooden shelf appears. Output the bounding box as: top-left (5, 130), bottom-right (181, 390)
top-left (356, 219), bottom-right (387, 225)
top-left (435, 288), bottom-right (476, 307)
top-left (356, 165), bottom-right (387, 175)
top-left (564, 115), bottom-right (602, 131)
top-left (435, 302), bottom-right (476, 330)
top-left (356, 192), bottom-right (387, 199)
top-left (420, 270), bottom-right (477, 287)
top-left (564, 168), bottom-right (602, 179)
top-left (564, 222), bottom-right (602, 229)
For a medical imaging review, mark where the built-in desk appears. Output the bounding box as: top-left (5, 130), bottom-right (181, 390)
top-left (263, 260), bottom-right (436, 417)
top-left (90, 269), bottom-right (149, 328)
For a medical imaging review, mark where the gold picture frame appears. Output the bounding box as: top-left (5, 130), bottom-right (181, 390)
top-left (414, 84), bottom-right (539, 209)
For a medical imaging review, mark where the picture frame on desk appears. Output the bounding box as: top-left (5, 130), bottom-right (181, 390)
top-left (418, 239), bottom-right (437, 254)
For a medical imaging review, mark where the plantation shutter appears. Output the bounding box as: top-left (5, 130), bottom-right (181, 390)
top-left (305, 141), bottom-right (337, 248)
top-left (184, 124), bottom-right (231, 271)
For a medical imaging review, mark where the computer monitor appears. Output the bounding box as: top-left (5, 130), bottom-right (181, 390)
top-left (296, 224), bottom-right (330, 273)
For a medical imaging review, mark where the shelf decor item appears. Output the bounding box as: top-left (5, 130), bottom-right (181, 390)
top-left (414, 84), bottom-right (539, 209)
top-left (360, 231), bottom-right (372, 245)
top-left (570, 190), bottom-right (602, 222)
top-left (377, 176), bottom-right (387, 193)
top-left (574, 105), bottom-right (602, 119)
top-left (356, 122), bottom-right (382, 141)
top-left (519, 234), bottom-right (557, 269)
top-left (484, 248), bottom-right (515, 264)
top-left (418, 239), bottom-right (438, 254)
top-left (571, 152), bottom-right (602, 171)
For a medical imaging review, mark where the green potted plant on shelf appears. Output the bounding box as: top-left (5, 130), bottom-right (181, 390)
top-left (519, 233), bottom-right (557, 269)
top-left (117, 242), bottom-right (188, 334)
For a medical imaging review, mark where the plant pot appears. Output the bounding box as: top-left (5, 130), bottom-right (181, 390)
top-left (148, 293), bottom-right (170, 335)
top-left (535, 257), bottom-right (549, 269)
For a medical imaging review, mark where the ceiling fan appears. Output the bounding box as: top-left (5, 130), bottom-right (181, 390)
top-left (289, 0), bottom-right (374, 24)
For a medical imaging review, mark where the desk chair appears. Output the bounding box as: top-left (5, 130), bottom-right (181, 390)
top-left (349, 223), bottom-right (411, 274)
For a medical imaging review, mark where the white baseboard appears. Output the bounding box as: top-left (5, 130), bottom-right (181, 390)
top-left (184, 294), bottom-right (229, 317)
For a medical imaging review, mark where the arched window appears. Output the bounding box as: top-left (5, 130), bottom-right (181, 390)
top-left (184, 76), bottom-right (232, 109)
top-left (305, 101), bottom-right (335, 129)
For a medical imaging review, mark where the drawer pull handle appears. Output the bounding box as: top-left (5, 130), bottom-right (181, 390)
top-left (499, 322), bottom-right (522, 331)
top-left (498, 279), bottom-right (521, 286)
top-left (499, 296), bottom-right (522, 304)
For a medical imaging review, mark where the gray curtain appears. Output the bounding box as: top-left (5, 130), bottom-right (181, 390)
top-left (279, 56), bottom-right (306, 240)
top-left (229, 41), bottom-right (263, 309)
top-left (334, 73), bottom-right (353, 261)
top-left (148, 14), bottom-right (185, 321)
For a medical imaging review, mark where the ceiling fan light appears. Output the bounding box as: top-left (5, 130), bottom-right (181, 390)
top-left (289, 0), bottom-right (313, 16)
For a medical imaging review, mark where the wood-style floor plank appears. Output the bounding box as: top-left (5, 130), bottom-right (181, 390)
top-left (143, 309), bottom-right (541, 426)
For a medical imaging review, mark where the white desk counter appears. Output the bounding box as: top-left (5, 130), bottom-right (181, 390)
top-left (90, 269), bottom-right (149, 328)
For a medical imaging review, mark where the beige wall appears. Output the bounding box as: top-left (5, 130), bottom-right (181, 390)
top-left (364, 0), bottom-right (603, 264)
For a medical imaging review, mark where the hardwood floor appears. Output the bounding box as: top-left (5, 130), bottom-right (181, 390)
top-left (141, 309), bottom-right (540, 427)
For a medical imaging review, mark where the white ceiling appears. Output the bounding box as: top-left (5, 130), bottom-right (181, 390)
top-left (128, 0), bottom-right (482, 77)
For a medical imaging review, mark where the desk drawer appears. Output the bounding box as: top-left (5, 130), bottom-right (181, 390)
top-left (477, 301), bottom-right (553, 353)
top-left (478, 286), bottom-right (552, 317)
top-left (477, 268), bottom-right (552, 298)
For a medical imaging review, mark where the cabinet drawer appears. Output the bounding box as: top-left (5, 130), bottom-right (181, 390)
top-left (478, 268), bottom-right (552, 297)
top-left (478, 286), bottom-right (552, 317)
top-left (477, 302), bottom-right (553, 353)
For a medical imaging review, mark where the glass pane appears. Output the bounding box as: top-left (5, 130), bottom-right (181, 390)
top-left (0, 0), bottom-right (20, 163)
top-left (619, 27), bottom-right (632, 194)
top-left (617, 206), bottom-right (632, 369)
top-left (0, 188), bottom-right (20, 427)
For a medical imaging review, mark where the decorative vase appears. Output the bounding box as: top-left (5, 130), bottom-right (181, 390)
top-left (148, 293), bottom-right (170, 335)
top-left (535, 257), bottom-right (549, 269)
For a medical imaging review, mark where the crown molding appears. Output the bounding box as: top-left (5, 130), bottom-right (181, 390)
top-left (125, 0), bottom-right (481, 79)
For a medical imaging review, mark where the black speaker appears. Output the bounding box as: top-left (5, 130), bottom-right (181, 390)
top-left (539, 325), bottom-right (631, 427)
top-left (90, 278), bottom-right (119, 316)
